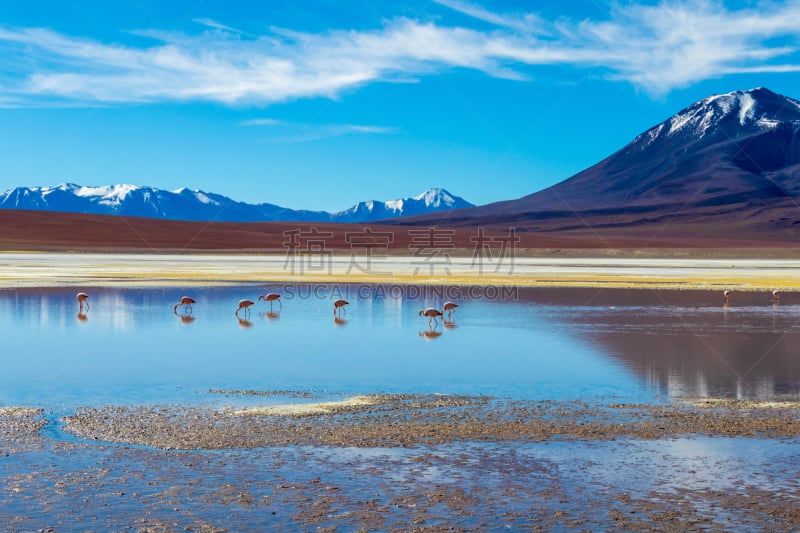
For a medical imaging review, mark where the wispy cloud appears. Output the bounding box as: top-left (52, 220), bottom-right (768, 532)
top-left (241, 118), bottom-right (285, 126)
top-left (433, 0), bottom-right (546, 33)
top-left (191, 18), bottom-right (249, 35)
top-left (242, 119), bottom-right (399, 143)
top-left (1, 0), bottom-right (799, 106)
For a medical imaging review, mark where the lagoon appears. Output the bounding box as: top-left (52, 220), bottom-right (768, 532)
top-left (2, 284), bottom-right (798, 410)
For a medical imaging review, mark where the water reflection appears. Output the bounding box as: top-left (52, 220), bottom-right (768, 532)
top-left (175, 312), bottom-right (195, 325)
top-left (419, 329), bottom-right (443, 340)
top-left (516, 288), bottom-right (800, 400)
top-left (260, 311), bottom-right (281, 321)
top-left (0, 286), bottom-right (796, 407)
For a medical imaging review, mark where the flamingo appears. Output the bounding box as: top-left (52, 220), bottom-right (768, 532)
top-left (258, 292), bottom-right (282, 311)
top-left (443, 301), bottom-right (459, 319)
top-left (723, 290), bottom-right (731, 306)
top-left (76, 292), bottom-right (89, 311)
top-left (334, 299), bottom-right (349, 316)
top-left (236, 299), bottom-right (256, 318)
top-left (773, 290), bottom-right (781, 302)
top-left (174, 296), bottom-right (196, 314)
top-left (419, 307), bottom-right (443, 327)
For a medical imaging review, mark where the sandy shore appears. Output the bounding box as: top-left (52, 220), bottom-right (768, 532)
top-left (60, 394), bottom-right (800, 450)
top-left (1, 252), bottom-right (800, 290)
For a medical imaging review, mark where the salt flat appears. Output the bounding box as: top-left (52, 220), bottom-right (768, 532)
top-left (1, 252), bottom-right (799, 290)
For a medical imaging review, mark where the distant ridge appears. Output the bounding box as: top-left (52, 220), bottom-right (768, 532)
top-left (0, 184), bottom-right (473, 223)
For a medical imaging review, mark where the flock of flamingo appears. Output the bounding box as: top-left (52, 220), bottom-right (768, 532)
top-left (74, 288), bottom-right (786, 328)
top-left (75, 291), bottom-right (460, 327)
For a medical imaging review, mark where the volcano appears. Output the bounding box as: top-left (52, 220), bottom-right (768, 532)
top-left (401, 88), bottom-right (800, 240)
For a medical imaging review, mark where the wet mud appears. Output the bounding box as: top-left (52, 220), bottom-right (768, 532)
top-left (3, 396), bottom-right (800, 531)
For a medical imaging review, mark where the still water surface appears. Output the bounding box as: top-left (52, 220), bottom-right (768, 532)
top-left (1, 285), bottom-right (798, 409)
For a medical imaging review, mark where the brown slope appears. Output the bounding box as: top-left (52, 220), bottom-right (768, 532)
top-left (0, 209), bottom-right (798, 255)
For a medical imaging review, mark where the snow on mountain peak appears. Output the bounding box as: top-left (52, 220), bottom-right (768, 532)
top-left (385, 199), bottom-right (404, 211)
top-left (413, 188), bottom-right (455, 208)
top-left (74, 184), bottom-right (140, 204)
top-left (634, 87), bottom-right (800, 150)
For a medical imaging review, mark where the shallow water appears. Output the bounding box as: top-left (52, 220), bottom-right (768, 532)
top-left (1, 285), bottom-right (798, 409)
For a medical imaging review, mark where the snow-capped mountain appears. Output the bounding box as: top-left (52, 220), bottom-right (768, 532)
top-left (407, 87), bottom-right (800, 226)
top-left (332, 188), bottom-right (472, 222)
top-left (0, 183), bottom-right (473, 223)
top-left (631, 87), bottom-right (800, 148)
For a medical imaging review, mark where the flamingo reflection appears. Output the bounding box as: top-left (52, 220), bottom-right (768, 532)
top-left (419, 329), bottom-right (442, 340)
top-left (173, 307), bottom-right (196, 324)
top-left (443, 319), bottom-right (457, 329)
top-left (237, 317), bottom-right (253, 328)
top-left (334, 316), bottom-right (348, 326)
top-left (260, 311), bottom-right (280, 321)
top-left (76, 311), bottom-right (88, 322)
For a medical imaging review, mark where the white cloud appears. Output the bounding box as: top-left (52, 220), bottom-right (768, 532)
top-left (1, 1), bottom-right (799, 106)
top-left (241, 119), bottom-right (399, 143)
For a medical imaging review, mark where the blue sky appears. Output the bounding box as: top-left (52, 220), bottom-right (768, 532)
top-left (1, 0), bottom-right (800, 211)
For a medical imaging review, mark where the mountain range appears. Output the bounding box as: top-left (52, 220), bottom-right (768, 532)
top-left (1, 87), bottom-right (798, 244)
top-left (0, 184), bottom-right (473, 223)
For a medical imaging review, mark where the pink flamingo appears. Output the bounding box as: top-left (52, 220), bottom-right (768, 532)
top-left (334, 299), bottom-right (349, 316)
top-left (76, 292), bottom-right (89, 311)
top-left (258, 293), bottom-right (282, 311)
top-left (419, 307), bottom-right (443, 327)
top-left (723, 290), bottom-right (731, 306)
top-left (174, 296), bottom-right (196, 314)
top-left (443, 301), bottom-right (459, 319)
top-left (236, 299), bottom-right (256, 318)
